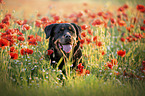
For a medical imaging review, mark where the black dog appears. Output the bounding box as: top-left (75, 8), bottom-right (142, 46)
top-left (44, 23), bottom-right (82, 70)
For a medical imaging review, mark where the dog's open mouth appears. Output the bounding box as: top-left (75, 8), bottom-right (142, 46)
top-left (62, 45), bottom-right (72, 53)
top-left (58, 43), bottom-right (72, 53)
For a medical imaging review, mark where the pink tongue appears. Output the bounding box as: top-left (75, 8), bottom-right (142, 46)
top-left (62, 45), bottom-right (72, 53)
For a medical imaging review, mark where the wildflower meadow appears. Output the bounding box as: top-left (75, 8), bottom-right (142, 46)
top-left (0, 0), bottom-right (145, 96)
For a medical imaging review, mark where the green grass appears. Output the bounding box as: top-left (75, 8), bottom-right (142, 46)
top-left (1, 72), bottom-right (145, 96)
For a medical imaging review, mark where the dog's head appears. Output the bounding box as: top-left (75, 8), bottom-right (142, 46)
top-left (44, 23), bottom-right (82, 53)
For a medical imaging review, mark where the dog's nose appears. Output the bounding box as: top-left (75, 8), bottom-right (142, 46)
top-left (65, 34), bottom-right (71, 39)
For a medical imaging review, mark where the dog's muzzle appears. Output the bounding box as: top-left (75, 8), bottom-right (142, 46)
top-left (64, 34), bottom-right (72, 44)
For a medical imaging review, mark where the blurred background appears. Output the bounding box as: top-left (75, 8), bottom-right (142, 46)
top-left (2, 0), bottom-right (145, 18)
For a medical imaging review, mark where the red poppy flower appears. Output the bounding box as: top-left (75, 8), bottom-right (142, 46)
top-left (20, 48), bottom-right (27, 55)
top-left (10, 52), bottom-right (18, 59)
top-left (118, 7), bottom-right (124, 12)
top-left (22, 19), bottom-right (27, 25)
top-left (22, 24), bottom-right (31, 30)
top-left (77, 11), bottom-right (83, 18)
top-left (27, 35), bottom-right (34, 40)
top-left (144, 19), bottom-right (145, 24)
top-left (76, 68), bottom-right (90, 76)
top-left (28, 38), bottom-right (38, 46)
top-left (97, 11), bottom-right (104, 16)
top-left (26, 48), bottom-right (33, 54)
top-left (84, 9), bottom-right (89, 13)
top-left (81, 24), bottom-right (88, 30)
top-left (20, 48), bottom-right (33, 55)
top-left (126, 37), bottom-right (130, 40)
top-left (86, 38), bottom-right (91, 44)
top-left (53, 15), bottom-right (60, 21)
top-left (2, 34), bottom-right (13, 40)
top-left (136, 4), bottom-right (144, 11)
top-left (140, 26), bottom-right (145, 31)
top-left (110, 18), bottom-right (116, 24)
top-left (16, 20), bottom-right (24, 25)
top-left (77, 63), bottom-right (84, 70)
top-left (100, 50), bottom-right (106, 55)
top-left (96, 41), bottom-right (102, 47)
top-left (17, 32), bottom-right (23, 36)
top-left (80, 39), bottom-right (85, 44)
top-left (118, 20), bottom-right (126, 26)
top-left (128, 37), bottom-right (133, 42)
top-left (139, 33), bottom-right (144, 38)
top-left (132, 38), bottom-right (137, 41)
top-left (0, 0), bottom-right (5, 4)
top-left (85, 70), bottom-right (90, 74)
top-left (10, 46), bottom-right (16, 52)
top-left (101, 51), bottom-right (106, 55)
top-left (123, 4), bottom-right (129, 9)
top-left (130, 24), bottom-right (134, 28)
top-left (126, 27), bottom-right (131, 32)
top-left (2, 16), bottom-right (10, 25)
top-left (81, 32), bottom-right (86, 37)
top-left (129, 35), bottom-right (133, 38)
top-left (79, 69), bottom-right (84, 74)
top-left (47, 50), bottom-right (54, 55)
top-left (102, 14), bottom-right (108, 20)
top-left (5, 29), bottom-right (15, 34)
top-left (80, 44), bottom-right (83, 48)
top-left (88, 13), bottom-right (96, 18)
top-left (88, 29), bottom-right (93, 35)
top-left (92, 19), bottom-right (103, 26)
top-left (142, 61), bottom-right (145, 67)
top-left (106, 62), bottom-right (113, 69)
top-left (76, 63), bottom-right (85, 74)
top-left (117, 50), bottom-right (126, 57)
top-left (35, 20), bottom-right (42, 27)
top-left (111, 59), bottom-right (118, 65)
top-left (37, 13), bottom-right (41, 17)
top-left (0, 23), bottom-right (7, 30)
top-left (104, 22), bottom-right (108, 28)
top-left (1, 34), bottom-right (12, 46)
top-left (41, 16), bottom-right (49, 24)
top-left (120, 37), bottom-right (125, 42)
top-left (18, 36), bottom-right (25, 41)
top-left (5, 14), bottom-right (11, 19)
top-left (0, 38), bottom-right (9, 49)
top-left (140, 8), bottom-right (145, 13)
top-left (134, 33), bottom-right (140, 38)
top-left (93, 36), bottom-right (98, 42)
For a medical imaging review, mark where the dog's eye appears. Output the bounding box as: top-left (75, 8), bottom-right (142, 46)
top-left (60, 27), bottom-right (64, 31)
top-left (68, 26), bottom-right (72, 30)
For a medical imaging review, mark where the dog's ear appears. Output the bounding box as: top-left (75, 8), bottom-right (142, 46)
top-left (44, 24), bottom-right (58, 39)
top-left (71, 23), bottom-right (82, 40)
